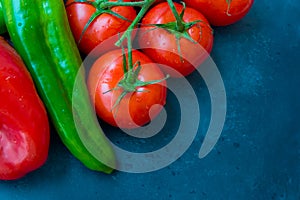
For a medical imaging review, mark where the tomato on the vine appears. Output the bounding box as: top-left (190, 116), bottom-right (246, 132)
top-left (65, 0), bottom-right (137, 55)
top-left (87, 49), bottom-right (167, 129)
top-left (138, 2), bottom-right (214, 77)
top-left (184, 0), bottom-right (254, 26)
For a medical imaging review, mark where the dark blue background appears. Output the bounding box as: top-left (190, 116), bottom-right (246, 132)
top-left (1, 0), bottom-right (300, 199)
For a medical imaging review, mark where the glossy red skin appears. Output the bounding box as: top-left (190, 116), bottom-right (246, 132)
top-left (184, 0), bottom-right (254, 26)
top-left (66, 0), bottom-right (137, 55)
top-left (0, 37), bottom-right (50, 180)
top-left (138, 2), bottom-right (214, 77)
top-left (87, 49), bottom-right (167, 129)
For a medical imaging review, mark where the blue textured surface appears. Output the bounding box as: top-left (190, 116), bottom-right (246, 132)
top-left (1, 1), bottom-right (300, 199)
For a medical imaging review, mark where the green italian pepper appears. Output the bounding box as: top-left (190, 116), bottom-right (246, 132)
top-left (1, 0), bottom-right (116, 173)
top-left (0, 1), bottom-right (6, 34)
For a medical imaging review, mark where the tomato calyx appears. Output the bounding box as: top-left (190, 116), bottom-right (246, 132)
top-left (144, 0), bottom-right (206, 60)
top-left (145, 1), bottom-right (201, 42)
top-left (66, 0), bottom-right (145, 44)
top-left (106, 48), bottom-right (169, 111)
top-left (165, 1), bottom-right (196, 33)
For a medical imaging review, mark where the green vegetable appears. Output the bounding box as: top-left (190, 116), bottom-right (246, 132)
top-left (1, 0), bottom-right (115, 173)
top-left (0, 1), bottom-right (6, 34)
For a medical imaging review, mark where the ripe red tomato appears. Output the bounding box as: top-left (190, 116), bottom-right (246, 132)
top-left (138, 2), bottom-right (214, 77)
top-left (0, 37), bottom-right (50, 180)
top-left (87, 49), bottom-right (167, 129)
top-left (184, 0), bottom-right (254, 26)
top-left (65, 0), bottom-right (137, 55)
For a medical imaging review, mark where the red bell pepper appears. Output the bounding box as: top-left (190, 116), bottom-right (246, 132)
top-left (0, 36), bottom-right (50, 180)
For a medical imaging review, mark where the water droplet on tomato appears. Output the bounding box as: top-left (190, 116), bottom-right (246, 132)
top-left (18, 96), bottom-right (24, 101)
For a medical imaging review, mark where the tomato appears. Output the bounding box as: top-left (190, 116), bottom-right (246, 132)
top-left (138, 2), bottom-right (214, 77)
top-left (87, 49), bottom-right (167, 129)
top-left (0, 37), bottom-right (50, 180)
top-left (65, 0), bottom-right (137, 55)
top-left (184, 0), bottom-right (254, 26)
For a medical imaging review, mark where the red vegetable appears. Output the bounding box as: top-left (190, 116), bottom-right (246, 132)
top-left (138, 2), bottom-right (214, 77)
top-left (0, 37), bottom-right (50, 180)
top-left (65, 0), bottom-right (137, 55)
top-left (184, 0), bottom-right (254, 26)
top-left (87, 49), bottom-right (167, 129)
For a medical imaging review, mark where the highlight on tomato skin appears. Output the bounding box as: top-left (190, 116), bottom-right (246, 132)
top-left (0, 37), bottom-right (50, 180)
top-left (184, 0), bottom-right (254, 26)
top-left (87, 49), bottom-right (167, 129)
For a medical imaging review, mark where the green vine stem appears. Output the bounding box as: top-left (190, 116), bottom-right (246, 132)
top-left (114, 0), bottom-right (155, 47)
top-left (99, 0), bottom-right (146, 8)
top-left (114, 0), bottom-right (155, 71)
